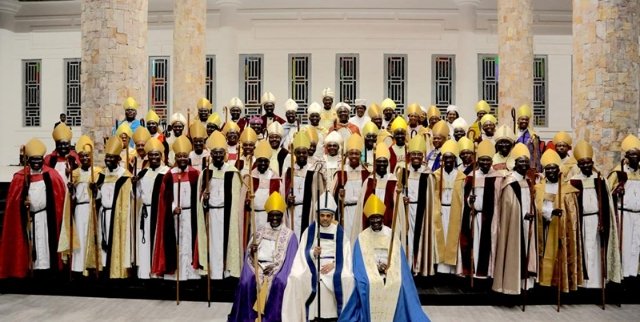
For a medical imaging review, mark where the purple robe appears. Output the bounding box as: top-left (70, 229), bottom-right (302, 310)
top-left (228, 227), bottom-right (299, 322)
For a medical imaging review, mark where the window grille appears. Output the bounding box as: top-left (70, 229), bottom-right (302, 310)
top-left (385, 54), bottom-right (407, 115)
top-left (149, 56), bottom-right (169, 122)
top-left (432, 55), bottom-right (455, 117)
top-left (23, 60), bottom-right (41, 127)
top-left (336, 54), bottom-right (358, 116)
top-left (289, 54), bottom-right (311, 124)
top-left (64, 59), bottom-right (81, 126)
top-left (533, 56), bottom-right (548, 127)
top-left (240, 54), bottom-right (263, 116)
top-left (205, 55), bottom-right (216, 107)
top-left (478, 54), bottom-right (499, 115)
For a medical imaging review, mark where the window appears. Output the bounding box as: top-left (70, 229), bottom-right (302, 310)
top-left (385, 54), bottom-right (407, 115)
top-left (336, 54), bottom-right (358, 114)
top-left (432, 55), bottom-right (455, 116)
top-left (533, 56), bottom-right (548, 127)
top-left (205, 55), bottom-right (216, 106)
top-left (23, 59), bottom-right (41, 127)
top-left (478, 54), bottom-right (499, 115)
top-left (240, 54), bottom-right (263, 116)
top-left (289, 54), bottom-right (311, 123)
top-left (64, 59), bottom-right (81, 126)
top-left (149, 56), bottom-right (170, 122)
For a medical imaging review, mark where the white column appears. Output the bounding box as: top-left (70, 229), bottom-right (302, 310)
top-left (454, 0), bottom-right (480, 122)
top-left (215, 0), bottom-right (240, 114)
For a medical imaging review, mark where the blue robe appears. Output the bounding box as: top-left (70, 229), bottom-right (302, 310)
top-left (339, 236), bottom-right (429, 322)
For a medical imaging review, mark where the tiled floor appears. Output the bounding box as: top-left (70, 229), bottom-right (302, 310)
top-left (0, 294), bottom-right (638, 321)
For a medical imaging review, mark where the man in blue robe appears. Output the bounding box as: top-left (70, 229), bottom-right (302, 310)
top-left (339, 195), bottom-right (430, 322)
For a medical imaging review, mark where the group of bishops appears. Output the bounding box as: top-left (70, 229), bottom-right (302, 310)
top-left (1, 88), bottom-right (639, 321)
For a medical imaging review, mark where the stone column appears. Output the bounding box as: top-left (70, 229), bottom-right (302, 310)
top-left (172, 0), bottom-right (206, 117)
top-left (81, 0), bottom-right (148, 159)
top-left (497, 0), bottom-right (533, 125)
top-left (454, 0), bottom-right (480, 122)
top-left (573, 0), bottom-right (640, 171)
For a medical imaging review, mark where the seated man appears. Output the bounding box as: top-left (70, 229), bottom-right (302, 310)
top-left (340, 195), bottom-right (430, 322)
top-left (228, 192), bottom-right (298, 322)
top-left (283, 192), bottom-right (354, 322)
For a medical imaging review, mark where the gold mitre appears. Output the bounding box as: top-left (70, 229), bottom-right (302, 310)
top-left (265, 191), bottom-right (287, 213)
top-left (52, 123), bottom-right (72, 142)
top-left (189, 122), bottom-right (207, 139)
top-left (105, 136), bottom-right (123, 156)
top-left (25, 138), bottom-right (47, 157)
top-left (197, 97), bottom-right (212, 110)
top-left (255, 140), bottom-right (273, 160)
top-left (206, 131), bottom-right (227, 151)
top-left (494, 125), bottom-right (515, 143)
top-left (144, 137), bottom-right (165, 153)
top-left (376, 129), bottom-right (392, 145)
top-left (457, 137), bottom-right (474, 152)
top-left (406, 103), bottom-right (421, 116)
top-left (172, 135), bottom-right (192, 154)
top-left (239, 127), bottom-right (258, 144)
top-left (381, 98), bottom-right (396, 111)
top-left (375, 141), bottom-right (390, 160)
top-left (368, 103), bottom-right (382, 118)
top-left (621, 134), bottom-right (640, 153)
top-left (408, 134), bottom-right (427, 154)
top-left (517, 104), bottom-right (533, 118)
top-left (477, 140), bottom-right (495, 158)
top-left (363, 194), bottom-right (386, 218)
top-left (573, 140), bottom-right (593, 160)
top-left (207, 113), bottom-right (222, 127)
top-left (362, 121), bottom-right (379, 137)
top-left (346, 133), bottom-right (364, 152)
top-left (389, 116), bottom-right (408, 133)
top-left (123, 97), bottom-right (139, 110)
top-left (552, 131), bottom-right (573, 146)
top-left (426, 105), bottom-right (440, 119)
top-left (145, 110), bottom-right (160, 123)
top-left (115, 122), bottom-right (133, 138)
top-left (475, 100), bottom-right (491, 113)
top-left (480, 114), bottom-right (497, 125)
top-left (511, 143), bottom-right (531, 160)
top-left (132, 126), bottom-right (151, 144)
top-left (305, 126), bottom-right (319, 144)
top-left (432, 120), bottom-right (449, 138)
top-left (441, 139), bottom-right (460, 157)
top-left (222, 121), bottom-right (240, 134)
top-left (75, 135), bottom-right (94, 154)
top-left (293, 131), bottom-right (311, 149)
top-left (541, 149), bottom-right (562, 167)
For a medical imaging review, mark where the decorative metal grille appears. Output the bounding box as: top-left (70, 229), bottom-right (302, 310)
top-left (149, 56), bottom-right (169, 122)
top-left (64, 59), bottom-right (81, 126)
top-left (240, 54), bottom-right (263, 116)
top-left (478, 54), bottom-right (499, 115)
top-left (432, 55), bottom-right (455, 117)
top-left (533, 56), bottom-right (548, 127)
top-left (385, 54), bottom-right (407, 115)
top-left (206, 55), bottom-right (216, 107)
top-left (23, 60), bottom-right (41, 127)
top-left (289, 54), bottom-right (310, 124)
top-left (336, 54), bottom-right (358, 116)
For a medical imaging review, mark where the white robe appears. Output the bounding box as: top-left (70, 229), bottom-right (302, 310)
top-left (573, 172), bottom-right (605, 288)
top-left (71, 168), bottom-right (92, 272)
top-left (30, 177), bottom-right (51, 270)
top-left (136, 165), bottom-right (169, 279)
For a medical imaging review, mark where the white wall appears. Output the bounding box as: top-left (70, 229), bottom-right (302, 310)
top-left (0, 19), bottom-right (573, 167)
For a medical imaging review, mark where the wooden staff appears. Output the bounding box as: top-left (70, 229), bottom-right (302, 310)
top-left (86, 143), bottom-right (101, 278)
top-left (511, 108), bottom-right (517, 137)
top-left (386, 168), bottom-right (404, 273)
top-left (176, 167), bottom-right (182, 306)
top-left (595, 170), bottom-right (606, 310)
top-left (556, 172), bottom-right (563, 312)
top-left (132, 157), bottom-right (138, 270)
top-left (619, 158), bottom-right (625, 265)
top-left (203, 156), bottom-right (212, 307)
top-left (248, 154), bottom-right (262, 322)
top-left (467, 129), bottom-right (478, 288)
top-left (522, 177), bottom-right (536, 312)
top-left (289, 143), bottom-right (295, 230)
top-left (372, 143), bottom-right (377, 188)
top-left (315, 163), bottom-right (323, 321)
top-left (66, 157), bottom-right (74, 280)
top-left (403, 145), bottom-right (409, 258)
top-left (224, 106), bottom-right (229, 124)
top-left (187, 108), bottom-right (191, 138)
top-left (339, 149), bottom-right (346, 228)
top-left (21, 146), bottom-right (34, 277)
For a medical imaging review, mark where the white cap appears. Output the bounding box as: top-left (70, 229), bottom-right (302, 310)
top-left (308, 102), bottom-right (322, 115)
top-left (354, 98), bottom-right (367, 106)
top-left (420, 105), bottom-right (427, 113)
top-left (446, 105), bottom-right (458, 113)
top-left (324, 131), bottom-right (343, 145)
top-left (285, 99), bottom-right (298, 112)
top-left (321, 88), bottom-right (335, 99)
top-left (451, 118), bottom-right (468, 131)
top-left (267, 122), bottom-right (284, 137)
top-left (318, 191), bottom-right (338, 215)
top-left (170, 113), bottom-right (187, 126)
top-left (228, 97), bottom-right (244, 109)
top-left (261, 92), bottom-right (276, 104)
top-left (335, 102), bottom-right (351, 112)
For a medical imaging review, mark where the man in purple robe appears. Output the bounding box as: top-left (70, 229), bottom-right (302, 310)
top-left (228, 192), bottom-right (298, 322)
